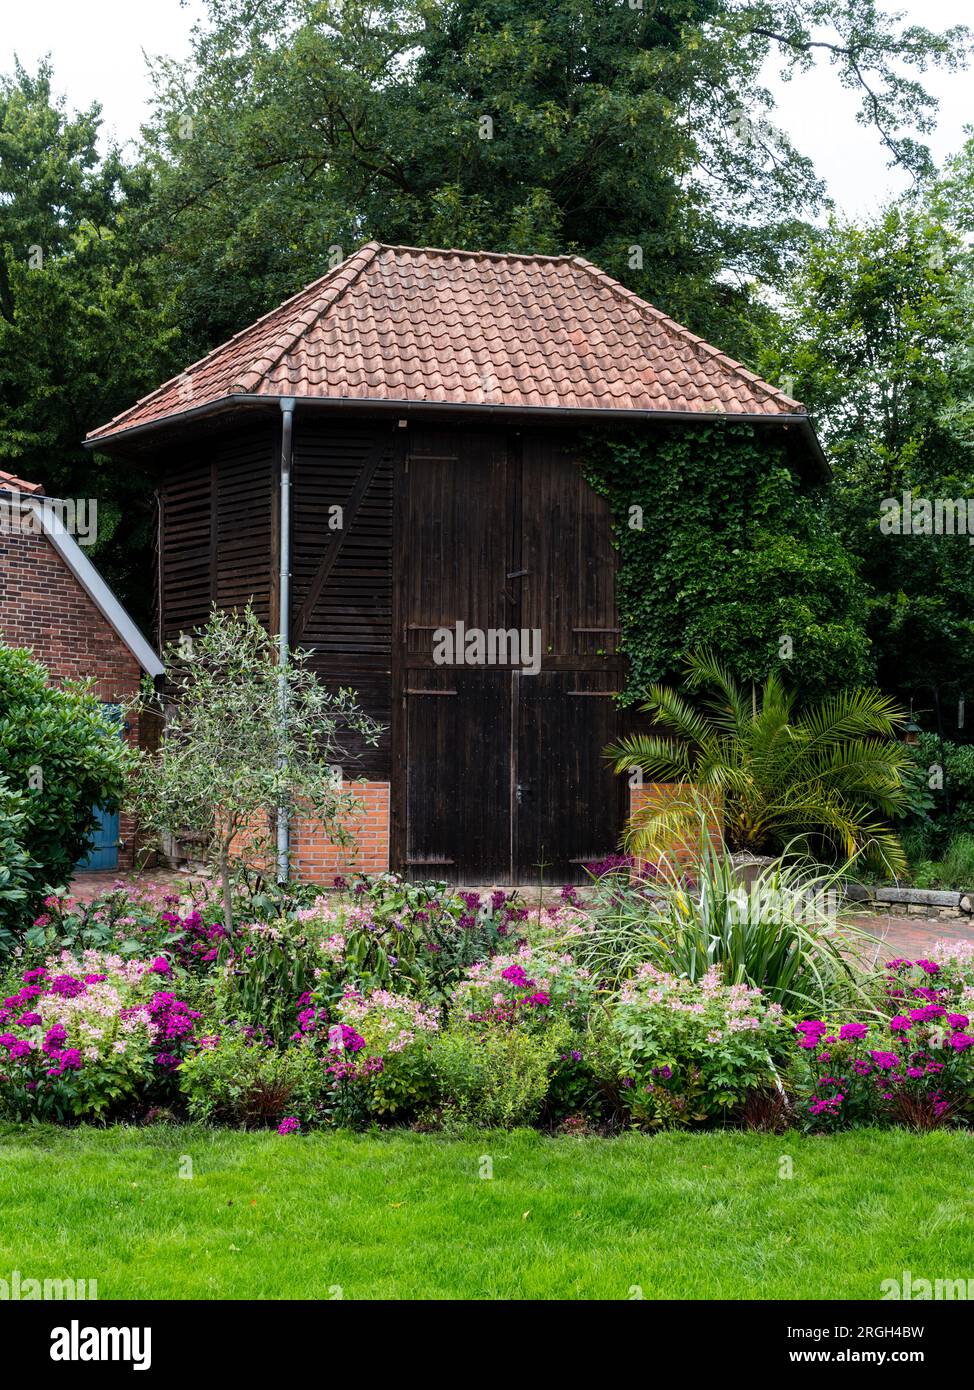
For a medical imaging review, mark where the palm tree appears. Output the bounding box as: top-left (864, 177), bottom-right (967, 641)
top-left (606, 651), bottom-right (910, 874)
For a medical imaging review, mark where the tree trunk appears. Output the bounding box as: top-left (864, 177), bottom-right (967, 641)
top-left (219, 844), bottom-right (233, 938)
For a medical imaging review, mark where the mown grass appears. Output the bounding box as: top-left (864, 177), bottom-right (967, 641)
top-left (1, 1125), bottom-right (972, 1300)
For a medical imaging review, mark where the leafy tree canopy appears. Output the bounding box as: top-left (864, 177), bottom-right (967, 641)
top-left (760, 192), bottom-right (974, 714)
top-left (0, 61), bottom-right (180, 625)
top-left (139, 0), bottom-right (969, 361)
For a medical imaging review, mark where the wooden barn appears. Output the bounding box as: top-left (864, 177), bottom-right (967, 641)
top-left (86, 243), bottom-right (823, 884)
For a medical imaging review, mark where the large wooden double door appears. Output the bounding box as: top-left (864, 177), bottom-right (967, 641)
top-left (393, 425), bottom-right (626, 883)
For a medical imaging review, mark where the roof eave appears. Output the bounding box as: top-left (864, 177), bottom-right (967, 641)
top-left (85, 392), bottom-right (829, 476)
top-left (22, 498), bottom-right (164, 677)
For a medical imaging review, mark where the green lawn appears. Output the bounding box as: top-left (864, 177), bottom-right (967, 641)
top-left (1, 1125), bottom-right (972, 1299)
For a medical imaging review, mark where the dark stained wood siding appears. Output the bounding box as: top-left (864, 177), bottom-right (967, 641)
top-left (403, 425), bottom-right (510, 662)
top-left (403, 667), bottom-right (513, 882)
top-left (290, 419), bottom-right (397, 779)
top-left (158, 424), bottom-right (276, 648)
top-left (515, 669), bottom-right (625, 880)
top-left (394, 421), bottom-right (626, 881)
top-left (520, 431), bottom-right (619, 660)
top-left (156, 411), bottom-right (628, 880)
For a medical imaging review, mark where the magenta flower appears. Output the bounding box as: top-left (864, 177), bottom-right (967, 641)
top-left (839, 1022), bottom-right (868, 1041)
top-left (948, 1033), bottom-right (974, 1051)
top-left (501, 964), bottom-right (530, 988)
top-left (328, 1023), bottom-right (366, 1054)
top-left (49, 975), bottom-right (85, 998)
top-left (278, 1117), bottom-right (300, 1135)
top-left (889, 1016), bottom-right (912, 1033)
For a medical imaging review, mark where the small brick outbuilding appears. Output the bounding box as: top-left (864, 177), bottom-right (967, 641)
top-left (0, 469), bottom-right (163, 870)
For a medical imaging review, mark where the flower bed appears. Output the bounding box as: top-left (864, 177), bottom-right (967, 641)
top-left (0, 948), bottom-right (199, 1121)
top-left (793, 950), bottom-right (974, 1130)
top-left (4, 872), bottom-right (974, 1136)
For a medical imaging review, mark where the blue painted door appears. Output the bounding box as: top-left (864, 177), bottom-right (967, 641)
top-left (78, 805), bottom-right (121, 871)
top-left (75, 705), bottom-right (123, 872)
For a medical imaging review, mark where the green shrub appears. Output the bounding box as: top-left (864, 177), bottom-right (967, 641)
top-left (0, 775), bottom-right (37, 954)
top-left (178, 1028), bottom-right (324, 1127)
top-left (904, 831), bottom-right (974, 890)
top-left (903, 735), bottom-right (974, 852)
top-left (608, 963), bottom-right (791, 1128)
top-left (0, 644), bottom-right (133, 933)
top-left (423, 945), bottom-right (592, 1128)
top-left (430, 1026), bottom-right (557, 1129)
top-left (939, 834), bottom-right (974, 890)
top-left (324, 989), bottom-right (440, 1118)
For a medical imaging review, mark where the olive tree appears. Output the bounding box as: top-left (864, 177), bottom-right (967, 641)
top-left (126, 605), bottom-right (382, 932)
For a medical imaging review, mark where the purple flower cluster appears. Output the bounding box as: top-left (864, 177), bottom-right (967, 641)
top-left (798, 957), bottom-right (974, 1128)
top-left (160, 908), bottom-right (227, 967)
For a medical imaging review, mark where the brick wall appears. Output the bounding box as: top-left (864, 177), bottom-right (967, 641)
top-left (629, 782), bottom-right (723, 872)
top-left (290, 782), bottom-right (391, 881)
top-left (0, 526), bottom-right (146, 870)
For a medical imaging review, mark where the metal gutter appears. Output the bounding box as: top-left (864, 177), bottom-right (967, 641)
top-left (276, 398), bottom-right (295, 883)
top-left (84, 395), bottom-right (829, 477)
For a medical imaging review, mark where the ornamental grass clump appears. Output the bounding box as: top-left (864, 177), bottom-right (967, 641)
top-left (608, 963), bottom-right (790, 1128)
top-left (581, 831), bottom-right (873, 1011)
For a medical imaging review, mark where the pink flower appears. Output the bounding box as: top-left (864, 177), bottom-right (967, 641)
top-left (839, 1022), bottom-right (868, 1040)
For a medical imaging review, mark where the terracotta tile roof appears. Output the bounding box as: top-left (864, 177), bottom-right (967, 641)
top-left (87, 242), bottom-right (806, 444)
top-left (0, 468), bottom-right (43, 493)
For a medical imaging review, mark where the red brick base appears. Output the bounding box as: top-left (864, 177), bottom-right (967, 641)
top-left (629, 782), bottom-right (723, 871)
top-left (290, 781), bottom-right (390, 881)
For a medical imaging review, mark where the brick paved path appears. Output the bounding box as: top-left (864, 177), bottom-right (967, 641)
top-left (69, 873), bottom-right (974, 965)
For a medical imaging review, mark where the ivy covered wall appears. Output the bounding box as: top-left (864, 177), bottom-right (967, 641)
top-left (582, 422), bottom-right (873, 704)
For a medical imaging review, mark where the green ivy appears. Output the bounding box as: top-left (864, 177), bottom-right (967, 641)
top-left (581, 422), bottom-right (874, 703)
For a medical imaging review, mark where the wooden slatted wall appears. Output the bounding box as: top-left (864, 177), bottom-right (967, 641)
top-left (158, 424), bottom-right (276, 648)
top-left (290, 419), bottom-right (397, 779)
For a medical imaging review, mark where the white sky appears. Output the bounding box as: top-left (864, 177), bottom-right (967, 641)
top-left (2, 0), bottom-right (971, 219)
